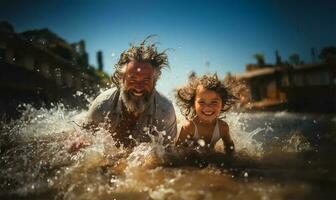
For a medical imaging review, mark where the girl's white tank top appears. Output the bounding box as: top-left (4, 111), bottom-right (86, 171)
top-left (191, 119), bottom-right (221, 148)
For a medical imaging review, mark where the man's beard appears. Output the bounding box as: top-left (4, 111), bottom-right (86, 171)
top-left (120, 87), bottom-right (154, 116)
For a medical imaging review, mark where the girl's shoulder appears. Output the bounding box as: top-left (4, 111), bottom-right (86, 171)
top-left (217, 119), bottom-right (229, 135)
top-left (182, 120), bottom-right (196, 133)
top-left (177, 120), bottom-right (196, 143)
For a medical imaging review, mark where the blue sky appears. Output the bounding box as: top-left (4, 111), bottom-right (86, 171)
top-left (1, 0), bottom-right (335, 97)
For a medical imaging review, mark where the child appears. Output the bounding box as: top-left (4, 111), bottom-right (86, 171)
top-left (175, 74), bottom-right (236, 154)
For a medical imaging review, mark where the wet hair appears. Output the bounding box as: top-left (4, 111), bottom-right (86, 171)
top-left (175, 74), bottom-right (237, 120)
top-left (111, 35), bottom-right (169, 88)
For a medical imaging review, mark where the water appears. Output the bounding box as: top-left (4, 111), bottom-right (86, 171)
top-left (1, 104), bottom-right (336, 200)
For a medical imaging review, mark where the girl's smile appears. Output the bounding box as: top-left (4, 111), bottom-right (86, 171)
top-left (194, 85), bottom-right (222, 123)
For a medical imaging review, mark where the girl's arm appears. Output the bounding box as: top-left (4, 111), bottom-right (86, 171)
top-left (219, 121), bottom-right (235, 154)
top-left (176, 121), bottom-right (194, 147)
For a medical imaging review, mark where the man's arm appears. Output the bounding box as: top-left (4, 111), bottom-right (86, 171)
top-left (84, 88), bottom-right (116, 128)
top-left (65, 98), bottom-right (102, 153)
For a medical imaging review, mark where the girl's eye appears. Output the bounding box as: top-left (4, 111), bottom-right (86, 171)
top-left (211, 101), bottom-right (218, 105)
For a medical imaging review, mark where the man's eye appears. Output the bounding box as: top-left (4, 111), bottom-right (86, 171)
top-left (143, 78), bottom-right (151, 83)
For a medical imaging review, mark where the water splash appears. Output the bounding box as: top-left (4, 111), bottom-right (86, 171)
top-left (0, 104), bottom-right (322, 199)
top-left (281, 132), bottom-right (311, 153)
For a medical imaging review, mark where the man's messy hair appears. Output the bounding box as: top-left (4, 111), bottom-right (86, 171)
top-left (111, 35), bottom-right (169, 88)
top-left (175, 74), bottom-right (237, 120)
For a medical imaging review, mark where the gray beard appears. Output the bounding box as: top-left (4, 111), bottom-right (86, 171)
top-left (120, 87), bottom-right (154, 116)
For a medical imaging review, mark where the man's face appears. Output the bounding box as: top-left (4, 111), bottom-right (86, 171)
top-left (121, 61), bottom-right (155, 115)
top-left (124, 61), bottom-right (155, 98)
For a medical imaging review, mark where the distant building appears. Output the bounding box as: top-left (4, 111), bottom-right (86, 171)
top-left (236, 63), bottom-right (336, 113)
top-left (282, 63), bottom-right (336, 112)
top-left (0, 21), bottom-right (109, 118)
top-left (236, 66), bottom-right (287, 111)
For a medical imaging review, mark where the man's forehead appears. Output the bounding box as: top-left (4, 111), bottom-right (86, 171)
top-left (126, 61), bottom-right (154, 74)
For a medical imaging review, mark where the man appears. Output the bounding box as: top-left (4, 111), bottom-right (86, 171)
top-left (85, 40), bottom-right (177, 147)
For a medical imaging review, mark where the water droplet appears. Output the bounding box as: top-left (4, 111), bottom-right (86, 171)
top-left (197, 139), bottom-right (205, 147)
top-left (110, 178), bottom-right (117, 183)
top-left (76, 91), bottom-right (83, 96)
top-left (47, 179), bottom-right (54, 186)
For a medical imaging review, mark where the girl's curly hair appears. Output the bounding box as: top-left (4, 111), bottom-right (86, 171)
top-left (175, 74), bottom-right (237, 120)
top-left (111, 35), bottom-right (169, 88)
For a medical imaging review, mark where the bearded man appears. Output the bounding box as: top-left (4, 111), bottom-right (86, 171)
top-left (85, 40), bottom-right (177, 147)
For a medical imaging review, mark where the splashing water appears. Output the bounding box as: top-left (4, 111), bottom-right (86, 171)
top-left (1, 104), bottom-right (335, 199)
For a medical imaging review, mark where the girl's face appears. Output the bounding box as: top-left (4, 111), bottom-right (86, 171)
top-left (194, 85), bottom-right (222, 123)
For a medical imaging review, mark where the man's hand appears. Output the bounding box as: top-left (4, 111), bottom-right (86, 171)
top-left (65, 135), bottom-right (91, 153)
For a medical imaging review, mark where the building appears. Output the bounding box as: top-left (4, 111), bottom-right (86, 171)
top-left (282, 64), bottom-right (336, 112)
top-left (236, 63), bottom-right (336, 113)
top-left (0, 22), bottom-right (109, 118)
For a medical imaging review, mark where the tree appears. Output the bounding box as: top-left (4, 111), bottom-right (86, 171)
top-left (275, 50), bottom-right (282, 65)
top-left (319, 46), bottom-right (336, 64)
top-left (288, 54), bottom-right (301, 66)
top-left (253, 53), bottom-right (265, 66)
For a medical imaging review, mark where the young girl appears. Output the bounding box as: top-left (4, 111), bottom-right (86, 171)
top-left (175, 74), bottom-right (236, 154)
